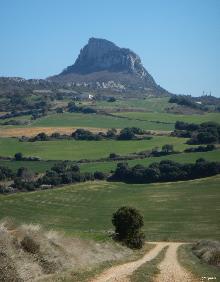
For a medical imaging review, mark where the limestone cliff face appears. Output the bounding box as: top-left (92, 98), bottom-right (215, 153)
top-left (62, 38), bottom-right (151, 78)
top-left (49, 38), bottom-right (168, 94)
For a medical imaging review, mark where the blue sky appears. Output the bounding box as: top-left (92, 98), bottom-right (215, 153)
top-left (0, 0), bottom-right (219, 96)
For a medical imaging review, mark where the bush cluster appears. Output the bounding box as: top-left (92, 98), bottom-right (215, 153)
top-left (0, 166), bottom-right (14, 181)
top-left (184, 144), bottom-right (216, 153)
top-left (23, 127), bottom-right (150, 142)
top-left (110, 159), bottom-right (220, 184)
top-left (173, 121), bottom-right (220, 144)
top-left (67, 102), bottom-right (96, 114)
top-left (169, 95), bottom-right (208, 111)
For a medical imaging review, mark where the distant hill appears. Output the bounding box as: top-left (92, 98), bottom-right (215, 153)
top-left (48, 37), bottom-right (170, 95)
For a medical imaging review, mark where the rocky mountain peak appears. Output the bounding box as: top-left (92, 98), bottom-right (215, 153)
top-left (61, 38), bottom-right (149, 78)
top-left (49, 38), bottom-right (169, 95)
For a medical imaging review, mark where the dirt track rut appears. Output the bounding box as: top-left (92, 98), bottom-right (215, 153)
top-left (154, 243), bottom-right (197, 282)
top-left (91, 242), bottom-right (197, 282)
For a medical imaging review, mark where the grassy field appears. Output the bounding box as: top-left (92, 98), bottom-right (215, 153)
top-left (116, 111), bottom-right (220, 125)
top-left (0, 160), bottom-right (56, 173)
top-left (30, 112), bottom-right (174, 131)
top-left (0, 136), bottom-right (189, 160)
top-left (93, 97), bottom-right (173, 112)
top-left (1, 150), bottom-right (220, 174)
top-left (0, 175), bottom-right (219, 241)
top-left (80, 150), bottom-right (220, 173)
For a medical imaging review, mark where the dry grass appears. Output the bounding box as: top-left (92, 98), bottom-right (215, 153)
top-left (0, 127), bottom-right (108, 137)
top-left (0, 219), bottom-right (131, 281)
top-left (192, 240), bottom-right (220, 267)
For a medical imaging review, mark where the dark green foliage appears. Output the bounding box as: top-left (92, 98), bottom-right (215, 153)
top-left (118, 128), bottom-right (136, 140)
top-left (112, 206), bottom-right (145, 249)
top-left (67, 102), bottom-right (96, 114)
top-left (174, 121), bottom-right (220, 144)
top-left (184, 144), bottom-right (216, 153)
top-left (37, 161), bottom-right (93, 188)
top-left (111, 159), bottom-right (220, 184)
top-left (29, 132), bottom-right (49, 142)
top-left (72, 128), bottom-right (102, 141)
top-left (162, 144), bottom-right (174, 153)
top-left (14, 152), bottom-right (23, 161)
top-left (106, 128), bottom-right (117, 139)
top-left (118, 127), bottom-right (145, 140)
top-left (169, 95), bottom-right (208, 111)
top-left (0, 166), bottom-right (14, 181)
top-left (109, 153), bottom-right (120, 159)
top-left (94, 171), bottom-right (107, 180)
top-left (108, 97), bottom-right (116, 102)
top-left (175, 121), bottom-right (200, 131)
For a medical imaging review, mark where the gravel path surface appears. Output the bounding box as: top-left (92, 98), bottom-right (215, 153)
top-left (90, 242), bottom-right (168, 282)
top-left (91, 242), bottom-right (197, 282)
top-left (154, 243), bottom-right (197, 282)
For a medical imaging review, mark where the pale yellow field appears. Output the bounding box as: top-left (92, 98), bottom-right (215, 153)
top-left (0, 127), bottom-right (108, 137)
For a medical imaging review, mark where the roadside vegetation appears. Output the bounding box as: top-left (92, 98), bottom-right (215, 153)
top-left (0, 219), bottom-right (132, 282)
top-left (178, 242), bottom-right (220, 281)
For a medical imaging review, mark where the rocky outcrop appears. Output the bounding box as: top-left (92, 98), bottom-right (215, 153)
top-left (49, 38), bottom-right (169, 94)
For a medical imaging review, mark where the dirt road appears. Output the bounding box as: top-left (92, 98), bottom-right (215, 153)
top-left (155, 243), bottom-right (196, 282)
top-left (91, 242), bottom-right (197, 282)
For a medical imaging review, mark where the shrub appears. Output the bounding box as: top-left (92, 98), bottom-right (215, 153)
top-left (106, 128), bottom-right (117, 139)
top-left (124, 230), bottom-right (145, 249)
top-left (0, 166), bottom-right (14, 181)
top-left (117, 128), bottom-right (136, 140)
top-left (21, 235), bottom-right (40, 254)
top-left (162, 144), bottom-right (174, 153)
top-left (94, 171), bottom-right (107, 180)
top-left (112, 206), bottom-right (145, 249)
top-left (108, 97), bottom-right (116, 102)
top-left (109, 153), bottom-right (120, 159)
top-left (14, 152), bottom-right (23, 161)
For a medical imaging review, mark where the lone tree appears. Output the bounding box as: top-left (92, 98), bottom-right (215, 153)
top-left (162, 144), bottom-right (174, 153)
top-left (14, 152), bottom-right (23, 161)
top-left (112, 206), bottom-right (145, 249)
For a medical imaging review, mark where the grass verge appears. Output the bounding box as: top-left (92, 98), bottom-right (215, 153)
top-left (128, 246), bottom-right (168, 282)
top-left (178, 244), bottom-right (220, 281)
top-left (40, 243), bottom-right (156, 282)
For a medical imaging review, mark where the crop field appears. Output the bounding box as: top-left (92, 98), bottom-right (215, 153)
top-left (0, 136), bottom-right (189, 160)
top-left (0, 160), bottom-right (56, 173)
top-left (30, 112), bottom-right (174, 131)
top-left (115, 111), bottom-right (220, 125)
top-left (0, 175), bottom-right (219, 241)
top-left (92, 97), bottom-right (173, 112)
top-left (1, 149), bottom-right (220, 174)
top-left (80, 149), bottom-right (220, 173)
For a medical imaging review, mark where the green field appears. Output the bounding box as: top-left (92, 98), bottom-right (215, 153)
top-left (30, 112), bottom-right (174, 131)
top-left (1, 149), bottom-right (220, 174)
top-left (0, 160), bottom-right (56, 173)
top-left (80, 149), bottom-right (220, 173)
top-left (116, 111), bottom-right (220, 125)
top-left (0, 175), bottom-right (219, 241)
top-left (93, 97), bottom-right (173, 112)
top-left (0, 136), bottom-right (189, 160)
top-left (31, 111), bottom-right (220, 132)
